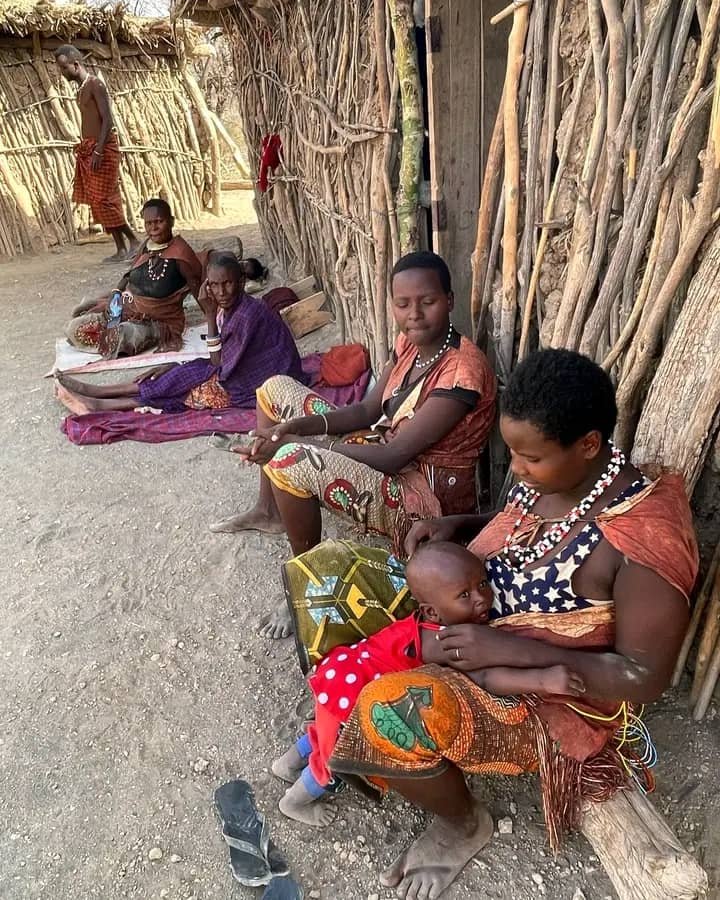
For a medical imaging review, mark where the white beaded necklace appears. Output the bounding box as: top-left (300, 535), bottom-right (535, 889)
top-left (414, 325), bottom-right (453, 369)
top-left (147, 254), bottom-right (169, 282)
top-left (78, 72), bottom-right (91, 92)
top-left (502, 441), bottom-right (626, 568)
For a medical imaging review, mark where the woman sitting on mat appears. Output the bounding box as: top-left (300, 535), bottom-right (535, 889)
top-left (55, 253), bottom-right (305, 415)
top-left (212, 251), bottom-right (497, 640)
top-left (66, 198), bottom-right (202, 358)
top-left (289, 349), bottom-right (697, 900)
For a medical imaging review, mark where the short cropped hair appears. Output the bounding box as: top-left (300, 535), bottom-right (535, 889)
top-left (54, 44), bottom-right (83, 62)
top-left (392, 251), bottom-right (452, 294)
top-left (208, 251), bottom-right (243, 278)
top-left (502, 349), bottom-right (618, 445)
top-left (141, 198), bottom-right (173, 219)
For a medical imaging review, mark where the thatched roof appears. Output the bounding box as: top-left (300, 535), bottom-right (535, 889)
top-left (0, 0), bottom-right (192, 49)
top-left (172, 0), bottom-right (282, 29)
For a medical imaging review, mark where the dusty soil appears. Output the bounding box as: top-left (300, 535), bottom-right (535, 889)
top-left (0, 192), bottom-right (718, 900)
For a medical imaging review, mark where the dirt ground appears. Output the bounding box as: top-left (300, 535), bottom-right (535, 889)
top-left (0, 193), bottom-right (718, 900)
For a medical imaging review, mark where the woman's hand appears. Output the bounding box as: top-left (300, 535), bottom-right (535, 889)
top-left (196, 280), bottom-right (218, 320)
top-left (436, 624), bottom-right (492, 671)
top-left (405, 516), bottom-right (461, 557)
top-left (233, 422), bottom-right (304, 465)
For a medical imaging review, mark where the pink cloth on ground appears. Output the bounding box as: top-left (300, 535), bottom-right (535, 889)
top-left (60, 353), bottom-right (370, 446)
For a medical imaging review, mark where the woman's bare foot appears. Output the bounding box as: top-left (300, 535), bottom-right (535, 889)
top-left (103, 251), bottom-right (126, 264)
top-left (56, 373), bottom-right (99, 396)
top-left (55, 382), bottom-right (93, 415)
top-left (258, 601), bottom-right (293, 640)
top-left (380, 799), bottom-right (493, 899)
top-left (209, 508), bottom-right (285, 535)
top-left (278, 778), bottom-right (335, 828)
top-left (272, 745), bottom-right (306, 783)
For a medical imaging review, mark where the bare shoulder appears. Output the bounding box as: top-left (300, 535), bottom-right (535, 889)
top-left (87, 76), bottom-right (110, 100)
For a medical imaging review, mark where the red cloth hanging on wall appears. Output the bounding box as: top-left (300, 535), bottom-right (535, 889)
top-left (259, 133), bottom-right (282, 192)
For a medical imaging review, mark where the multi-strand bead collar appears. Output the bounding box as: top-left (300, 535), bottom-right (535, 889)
top-left (502, 441), bottom-right (626, 568)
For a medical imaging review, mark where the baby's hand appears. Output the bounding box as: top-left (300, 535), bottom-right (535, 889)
top-left (538, 664), bottom-right (585, 697)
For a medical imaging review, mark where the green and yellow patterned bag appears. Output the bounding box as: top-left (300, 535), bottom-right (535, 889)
top-left (282, 539), bottom-right (417, 674)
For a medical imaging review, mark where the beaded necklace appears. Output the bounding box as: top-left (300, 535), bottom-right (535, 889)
top-left (502, 441), bottom-right (626, 568)
top-left (147, 253), bottom-right (169, 282)
top-left (414, 325), bottom-right (453, 369)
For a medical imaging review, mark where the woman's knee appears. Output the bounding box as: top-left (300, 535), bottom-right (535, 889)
top-left (265, 442), bottom-right (319, 496)
top-left (259, 374), bottom-right (304, 420)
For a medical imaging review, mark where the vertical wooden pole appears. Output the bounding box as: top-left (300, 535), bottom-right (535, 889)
top-left (498, 1), bottom-right (530, 376)
top-left (181, 66), bottom-right (222, 216)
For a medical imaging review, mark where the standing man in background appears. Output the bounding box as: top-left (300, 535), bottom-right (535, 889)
top-left (55, 44), bottom-right (139, 262)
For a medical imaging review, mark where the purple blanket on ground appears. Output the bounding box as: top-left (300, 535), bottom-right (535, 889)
top-left (60, 353), bottom-right (370, 446)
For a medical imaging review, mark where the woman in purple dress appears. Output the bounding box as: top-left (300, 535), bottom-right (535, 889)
top-left (55, 253), bottom-right (305, 414)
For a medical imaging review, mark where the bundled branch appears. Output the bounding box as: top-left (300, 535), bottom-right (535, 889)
top-left (0, 3), bottom-right (217, 258)
top-left (225, 0), bottom-right (407, 368)
top-left (473, 0), bottom-right (720, 436)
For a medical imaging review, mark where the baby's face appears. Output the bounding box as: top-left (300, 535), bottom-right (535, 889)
top-left (431, 555), bottom-right (493, 626)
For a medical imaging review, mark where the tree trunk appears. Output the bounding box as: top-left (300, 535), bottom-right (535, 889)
top-left (581, 788), bottom-right (708, 900)
top-left (182, 67), bottom-right (223, 216)
top-left (388, 0), bottom-right (423, 254)
top-left (631, 224), bottom-right (720, 492)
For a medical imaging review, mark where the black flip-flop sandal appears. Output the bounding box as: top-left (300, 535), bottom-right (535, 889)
top-left (228, 837), bottom-right (290, 884)
top-left (214, 780), bottom-right (272, 887)
top-left (261, 875), bottom-right (304, 899)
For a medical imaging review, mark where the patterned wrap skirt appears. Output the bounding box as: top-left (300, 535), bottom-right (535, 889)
top-left (329, 664), bottom-right (539, 780)
top-left (66, 312), bottom-right (158, 357)
top-left (260, 375), bottom-right (406, 540)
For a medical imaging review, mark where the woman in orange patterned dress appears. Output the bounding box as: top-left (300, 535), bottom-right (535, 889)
top-left (212, 252), bottom-right (497, 639)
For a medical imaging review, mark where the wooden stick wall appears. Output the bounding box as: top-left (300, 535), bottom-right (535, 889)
top-left (224, 0), bottom-right (404, 369)
top-left (470, 0), bottom-right (720, 714)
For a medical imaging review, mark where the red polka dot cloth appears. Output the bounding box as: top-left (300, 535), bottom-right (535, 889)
top-left (307, 614), bottom-right (438, 723)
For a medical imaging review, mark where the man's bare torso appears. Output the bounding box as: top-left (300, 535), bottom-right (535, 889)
top-left (77, 77), bottom-right (106, 140)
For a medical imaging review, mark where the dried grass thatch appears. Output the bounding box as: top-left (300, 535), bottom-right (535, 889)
top-left (0, 0), bottom-right (182, 49)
